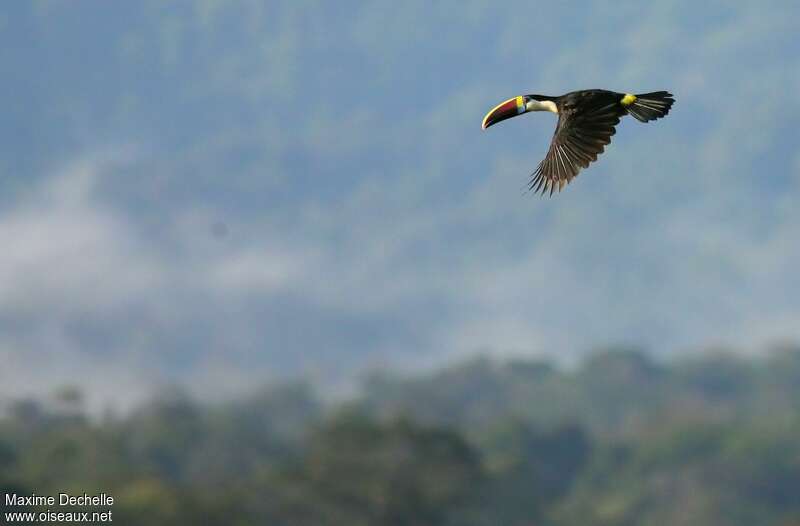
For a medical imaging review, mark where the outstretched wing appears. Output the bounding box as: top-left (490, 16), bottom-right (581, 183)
top-left (529, 97), bottom-right (624, 196)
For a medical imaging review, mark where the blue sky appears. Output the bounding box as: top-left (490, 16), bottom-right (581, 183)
top-left (1, 1), bottom-right (799, 408)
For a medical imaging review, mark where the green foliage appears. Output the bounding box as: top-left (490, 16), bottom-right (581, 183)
top-left (264, 412), bottom-right (483, 526)
top-left (3, 348), bottom-right (800, 524)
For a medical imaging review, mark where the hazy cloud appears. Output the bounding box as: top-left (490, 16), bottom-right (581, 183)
top-left (1, 1), bottom-right (799, 407)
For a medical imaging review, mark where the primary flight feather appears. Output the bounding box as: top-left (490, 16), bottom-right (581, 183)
top-left (482, 89), bottom-right (675, 196)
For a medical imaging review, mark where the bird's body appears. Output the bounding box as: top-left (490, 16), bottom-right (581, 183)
top-left (482, 89), bottom-right (674, 195)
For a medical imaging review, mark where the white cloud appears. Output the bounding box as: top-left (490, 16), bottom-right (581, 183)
top-left (0, 155), bottom-right (321, 409)
top-left (0, 158), bottom-right (162, 315)
top-left (3, 1), bottom-right (800, 411)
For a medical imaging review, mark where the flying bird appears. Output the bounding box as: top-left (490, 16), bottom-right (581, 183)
top-left (481, 90), bottom-right (674, 195)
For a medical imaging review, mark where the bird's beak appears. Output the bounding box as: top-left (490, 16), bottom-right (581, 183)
top-left (481, 95), bottom-right (526, 129)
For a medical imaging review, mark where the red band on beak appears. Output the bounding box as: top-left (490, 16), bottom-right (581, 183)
top-left (482, 96), bottom-right (525, 129)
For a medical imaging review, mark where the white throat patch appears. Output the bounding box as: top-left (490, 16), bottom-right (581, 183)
top-left (526, 99), bottom-right (558, 113)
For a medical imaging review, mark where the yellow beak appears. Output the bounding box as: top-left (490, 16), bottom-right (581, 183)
top-left (482, 96), bottom-right (526, 129)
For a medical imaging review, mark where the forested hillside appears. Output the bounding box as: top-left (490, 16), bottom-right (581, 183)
top-left (3, 346), bottom-right (800, 525)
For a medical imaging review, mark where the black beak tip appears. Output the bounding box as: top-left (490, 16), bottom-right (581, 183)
top-left (481, 96), bottom-right (524, 131)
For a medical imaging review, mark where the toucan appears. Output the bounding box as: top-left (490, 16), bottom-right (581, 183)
top-left (482, 90), bottom-right (674, 196)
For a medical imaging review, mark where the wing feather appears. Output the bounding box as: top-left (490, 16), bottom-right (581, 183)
top-left (529, 95), bottom-right (625, 196)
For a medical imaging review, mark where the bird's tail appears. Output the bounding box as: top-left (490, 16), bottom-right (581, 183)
top-left (627, 91), bottom-right (675, 122)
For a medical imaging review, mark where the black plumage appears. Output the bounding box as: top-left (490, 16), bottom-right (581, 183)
top-left (482, 89), bottom-right (675, 196)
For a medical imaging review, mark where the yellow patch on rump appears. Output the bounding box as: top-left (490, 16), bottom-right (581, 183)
top-left (620, 93), bottom-right (637, 106)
